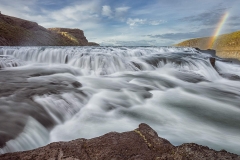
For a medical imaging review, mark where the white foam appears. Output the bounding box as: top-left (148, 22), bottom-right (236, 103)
top-left (0, 117), bottom-right (49, 154)
top-left (1, 46), bottom-right (240, 155)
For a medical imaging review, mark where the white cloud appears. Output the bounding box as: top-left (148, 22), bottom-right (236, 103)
top-left (102, 5), bottom-right (112, 18)
top-left (127, 18), bottom-right (147, 26)
top-left (114, 6), bottom-right (130, 21)
top-left (100, 39), bottom-right (157, 46)
top-left (0, 0), bottom-right (37, 20)
top-left (101, 5), bottom-right (130, 21)
top-left (49, 2), bottom-right (100, 22)
top-left (149, 20), bottom-right (165, 25)
top-left (126, 18), bottom-right (165, 27)
top-left (0, 0), bottom-right (101, 28)
top-left (38, 1), bottom-right (102, 31)
top-left (115, 7), bottom-right (130, 17)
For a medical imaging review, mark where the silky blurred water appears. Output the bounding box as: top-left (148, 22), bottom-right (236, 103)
top-left (0, 46), bottom-right (240, 154)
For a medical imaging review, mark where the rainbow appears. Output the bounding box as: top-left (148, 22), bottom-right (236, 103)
top-left (208, 12), bottom-right (229, 49)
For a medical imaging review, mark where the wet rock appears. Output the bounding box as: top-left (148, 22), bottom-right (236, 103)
top-left (198, 49), bottom-right (216, 57)
top-left (210, 57), bottom-right (215, 67)
top-left (219, 73), bottom-right (240, 81)
top-left (0, 68), bottom-right (86, 148)
top-left (194, 48), bottom-right (216, 67)
top-left (0, 123), bottom-right (239, 160)
top-left (71, 81), bottom-right (82, 88)
top-left (132, 61), bottom-right (141, 70)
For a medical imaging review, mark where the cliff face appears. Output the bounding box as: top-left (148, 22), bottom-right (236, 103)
top-left (176, 31), bottom-right (240, 60)
top-left (0, 13), bottom-right (99, 46)
top-left (0, 123), bottom-right (239, 160)
top-left (48, 28), bottom-right (89, 45)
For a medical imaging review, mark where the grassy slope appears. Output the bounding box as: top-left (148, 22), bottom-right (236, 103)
top-left (0, 21), bottom-right (30, 45)
top-left (176, 30), bottom-right (240, 59)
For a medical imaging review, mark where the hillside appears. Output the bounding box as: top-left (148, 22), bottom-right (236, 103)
top-left (0, 12), bottom-right (99, 46)
top-left (176, 30), bottom-right (240, 60)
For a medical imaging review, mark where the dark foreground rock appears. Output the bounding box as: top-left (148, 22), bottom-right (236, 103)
top-left (0, 124), bottom-right (239, 160)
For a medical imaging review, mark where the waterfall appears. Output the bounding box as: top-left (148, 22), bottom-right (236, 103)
top-left (0, 46), bottom-right (240, 155)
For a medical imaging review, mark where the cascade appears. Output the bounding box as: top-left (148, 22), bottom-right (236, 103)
top-left (0, 46), bottom-right (240, 155)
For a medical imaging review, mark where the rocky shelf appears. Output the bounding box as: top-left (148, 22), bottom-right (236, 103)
top-left (0, 123), bottom-right (239, 160)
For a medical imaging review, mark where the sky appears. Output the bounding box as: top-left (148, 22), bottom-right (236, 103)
top-left (0, 0), bottom-right (240, 46)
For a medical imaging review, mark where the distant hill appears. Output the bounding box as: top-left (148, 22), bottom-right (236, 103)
top-left (176, 31), bottom-right (240, 60)
top-left (0, 12), bottom-right (99, 46)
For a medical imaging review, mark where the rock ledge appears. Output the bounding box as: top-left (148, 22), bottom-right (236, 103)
top-left (0, 123), bottom-right (239, 160)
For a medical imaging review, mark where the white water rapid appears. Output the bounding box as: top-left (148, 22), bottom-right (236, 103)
top-left (0, 46), bottom-right (240, 154)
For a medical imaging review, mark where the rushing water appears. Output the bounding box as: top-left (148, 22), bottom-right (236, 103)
top-left (0, 46), bottom-right (240, 154)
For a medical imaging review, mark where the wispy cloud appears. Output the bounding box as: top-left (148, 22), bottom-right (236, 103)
top-left (0, 0), bottom-right (38, 19)
top-left (228, 16), bottom-right (240, 21)
top-left (101, 39), bottom-right (157, 46)
top-left (115, 7), bottom-right (130, 17)
top-left (50, 3), bottom-right (99, 21)
top-left (126, 18), bottom-right (165, 27)
top-left (115, 6), bottom-right (130, 21)
top-left (102, 5), bottom-right (112, 18)
top-left (146, 28), bottom-right (214, 40)
top-left (127, 18), bottom-right (147, 26)
top-left (182, 8), bottom-right (227, 26)
top-left (148, 20), bottom-right (165, 25)
top-left (226, 15), bottom-right (240, 27)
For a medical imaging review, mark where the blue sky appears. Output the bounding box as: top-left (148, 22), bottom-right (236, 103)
top-left (0, 0), bottom-right (239, 46)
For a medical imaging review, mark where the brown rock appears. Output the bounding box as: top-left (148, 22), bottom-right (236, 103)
top-left (0, 123), bottom-right (239, 160)
top-left (0, 13), bottom-right (99, 46)
top-left (87, 42), bottom-right (100, 46)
